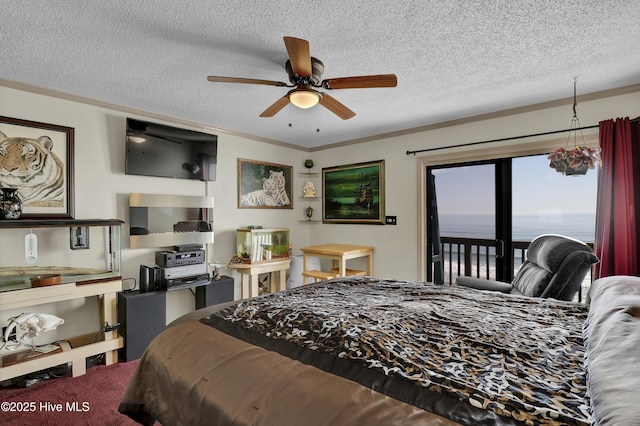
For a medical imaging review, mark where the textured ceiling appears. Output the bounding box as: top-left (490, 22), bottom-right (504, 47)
top-left (2, 1), bottom-right (640, 149)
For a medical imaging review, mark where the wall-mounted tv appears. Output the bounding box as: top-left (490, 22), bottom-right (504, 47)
top-left (125, 118), bottom-right (217, 181)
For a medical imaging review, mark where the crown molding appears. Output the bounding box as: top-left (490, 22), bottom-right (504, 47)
top-left (0, 78), bottom-right (308, 152)
top-left (3, 78), bottom-right (638, 154)
top-left (311, 83), bottom-right (640, 152)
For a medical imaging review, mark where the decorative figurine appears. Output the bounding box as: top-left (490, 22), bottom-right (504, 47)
top-left (304, 159), bottom-right (314, 170)
top-left (209, 262), bottom-right (227, 280)
top-left (303, 181), bottom-right (316, 197)
top-left (0, 187), bottom-right (23, 220)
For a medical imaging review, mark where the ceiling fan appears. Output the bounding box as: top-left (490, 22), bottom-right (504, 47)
top-left (207, 36), bottom-right (397, 120)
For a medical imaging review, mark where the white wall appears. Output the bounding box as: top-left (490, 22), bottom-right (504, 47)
top-left (0, 86), bottom-right (313, 339)
top-left (1, 84), bottom-right (639, 343)
top-left (308, 90), bottom-right (640, 281)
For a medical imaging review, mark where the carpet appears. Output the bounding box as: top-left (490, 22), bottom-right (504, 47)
top-left (0, 360), bottom-right (140, 426)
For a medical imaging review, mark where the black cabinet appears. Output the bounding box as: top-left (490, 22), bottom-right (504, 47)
top-left (195, 276), bottom-right (234, 309)
top-left (117, 290), bottom-right (166, 361)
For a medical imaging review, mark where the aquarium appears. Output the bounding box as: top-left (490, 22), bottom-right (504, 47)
top-left (236, 228), bottom-right (290, 263)
top-left (0, 219), bottom-right (123, 292)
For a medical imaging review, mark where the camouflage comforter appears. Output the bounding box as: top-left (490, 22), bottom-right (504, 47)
top-left (203, 277), bottom-right (590, 425)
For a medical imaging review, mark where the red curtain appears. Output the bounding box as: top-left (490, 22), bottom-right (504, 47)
top-left (594, 117), bottom-right (640, 278)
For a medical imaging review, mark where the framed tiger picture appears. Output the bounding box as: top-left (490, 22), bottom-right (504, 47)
top-left (0, 116), bottom-right (74, 219)
top-left (237, 158), bottom-right (293, 209)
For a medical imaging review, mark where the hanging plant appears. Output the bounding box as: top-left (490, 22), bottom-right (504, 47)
top-left (547, 79), bottom-right (603, 176)
top-left (548, 146), bottom-right (601, 175)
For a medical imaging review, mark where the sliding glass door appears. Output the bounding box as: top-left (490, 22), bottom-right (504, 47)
top-left (426, 159), bottom-right (512, 284)
top-left (427, 154), bottom-right (597, 289)
top-left (511, 155), bottom-right (597, 243)
top-left (511, 155), bottom-right (597, 292)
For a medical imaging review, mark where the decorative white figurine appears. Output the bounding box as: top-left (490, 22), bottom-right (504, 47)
top-left (4, 313), bottom-right (65, 351)
top-left (303, 181), bottom-right (316, 198)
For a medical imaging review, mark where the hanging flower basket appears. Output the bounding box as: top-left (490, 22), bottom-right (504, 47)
top-left (548, 146), bottom-right (601, 176)
top-left (565, 163), bottom-right (589, 176)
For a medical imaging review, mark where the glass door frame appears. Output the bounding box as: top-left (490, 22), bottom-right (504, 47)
top-left (426, 159), bottom-right (513, 283)
top-left (414, 136), bottom-right (588, 282)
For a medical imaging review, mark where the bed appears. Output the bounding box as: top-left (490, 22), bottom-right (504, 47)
top-left (119, 275), bottom-right (640, 426)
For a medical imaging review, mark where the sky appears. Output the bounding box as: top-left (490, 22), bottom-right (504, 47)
top-left (432, 154), bottom-right (598, 216)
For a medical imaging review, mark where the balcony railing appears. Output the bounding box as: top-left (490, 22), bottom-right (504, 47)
top-left (436, 236), bottom-right (593, 302)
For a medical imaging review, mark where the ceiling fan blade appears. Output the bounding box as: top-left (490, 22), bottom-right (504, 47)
top-left (318, 93), bottom-right (356, 120)
top-left (207, 76), bottom-right (288, 87)
top-left (322, 74), bottom-right (398, 90)
top-left (259, 96), bottom-right (290, 117)
top-left (283, 36), bottom-right (312, 77)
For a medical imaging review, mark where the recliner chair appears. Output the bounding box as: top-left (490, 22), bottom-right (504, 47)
top-left (455, 234), bottom-right (599, 301)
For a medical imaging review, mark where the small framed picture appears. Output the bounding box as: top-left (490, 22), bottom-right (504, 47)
top-left (70, 226), bottom-right (90, 250)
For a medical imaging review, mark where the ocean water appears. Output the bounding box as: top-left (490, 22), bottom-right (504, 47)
top-left (436, 213), bottom-right (596, 295)
top-left (438, 213), bottom-right (596, 243)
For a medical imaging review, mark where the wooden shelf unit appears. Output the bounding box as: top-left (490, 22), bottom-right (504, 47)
top-left (0, 279), bottom-right (123, 381)
top-left (0, 218), bottom-right (124, 381)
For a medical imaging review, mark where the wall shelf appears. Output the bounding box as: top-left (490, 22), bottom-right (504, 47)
top-left (298, 172), bottom-right (321, 222)
top-left (0, 219), bottom-right (123, 229)
top-left (129, 193), bottom-right (214, 249)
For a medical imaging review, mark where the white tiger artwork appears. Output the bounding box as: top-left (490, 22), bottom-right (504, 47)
top-left (0, 131), bottom-right (64, 206)
top-left (267, 170), bottom-right (290, 206)
top-left (241, 169), bottom-right (290, 207)
top-left (241, 176), bottom-right (277, 207)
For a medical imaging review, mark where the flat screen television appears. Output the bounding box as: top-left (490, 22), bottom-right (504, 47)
top-left (125, 118), bottom-right (217, 181)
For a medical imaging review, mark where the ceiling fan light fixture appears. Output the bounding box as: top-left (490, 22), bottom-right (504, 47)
top-left (207, 36), bottom-right (397, 119)
top-left (289, 89), bottom-right (320, 109)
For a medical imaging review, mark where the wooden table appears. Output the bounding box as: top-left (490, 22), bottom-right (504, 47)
top-left (227, 258), bottom-right (291, 298)
top-left (300, 244), bottom-right (374, 284)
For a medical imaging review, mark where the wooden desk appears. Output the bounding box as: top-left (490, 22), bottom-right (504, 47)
top-left (300, 244), bottom-right (374, 284)
top-left (227, 258), bottom-right (291, 298)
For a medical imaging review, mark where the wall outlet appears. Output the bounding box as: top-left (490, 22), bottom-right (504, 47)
top-left (385, 216), bottom-right (397, 225)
